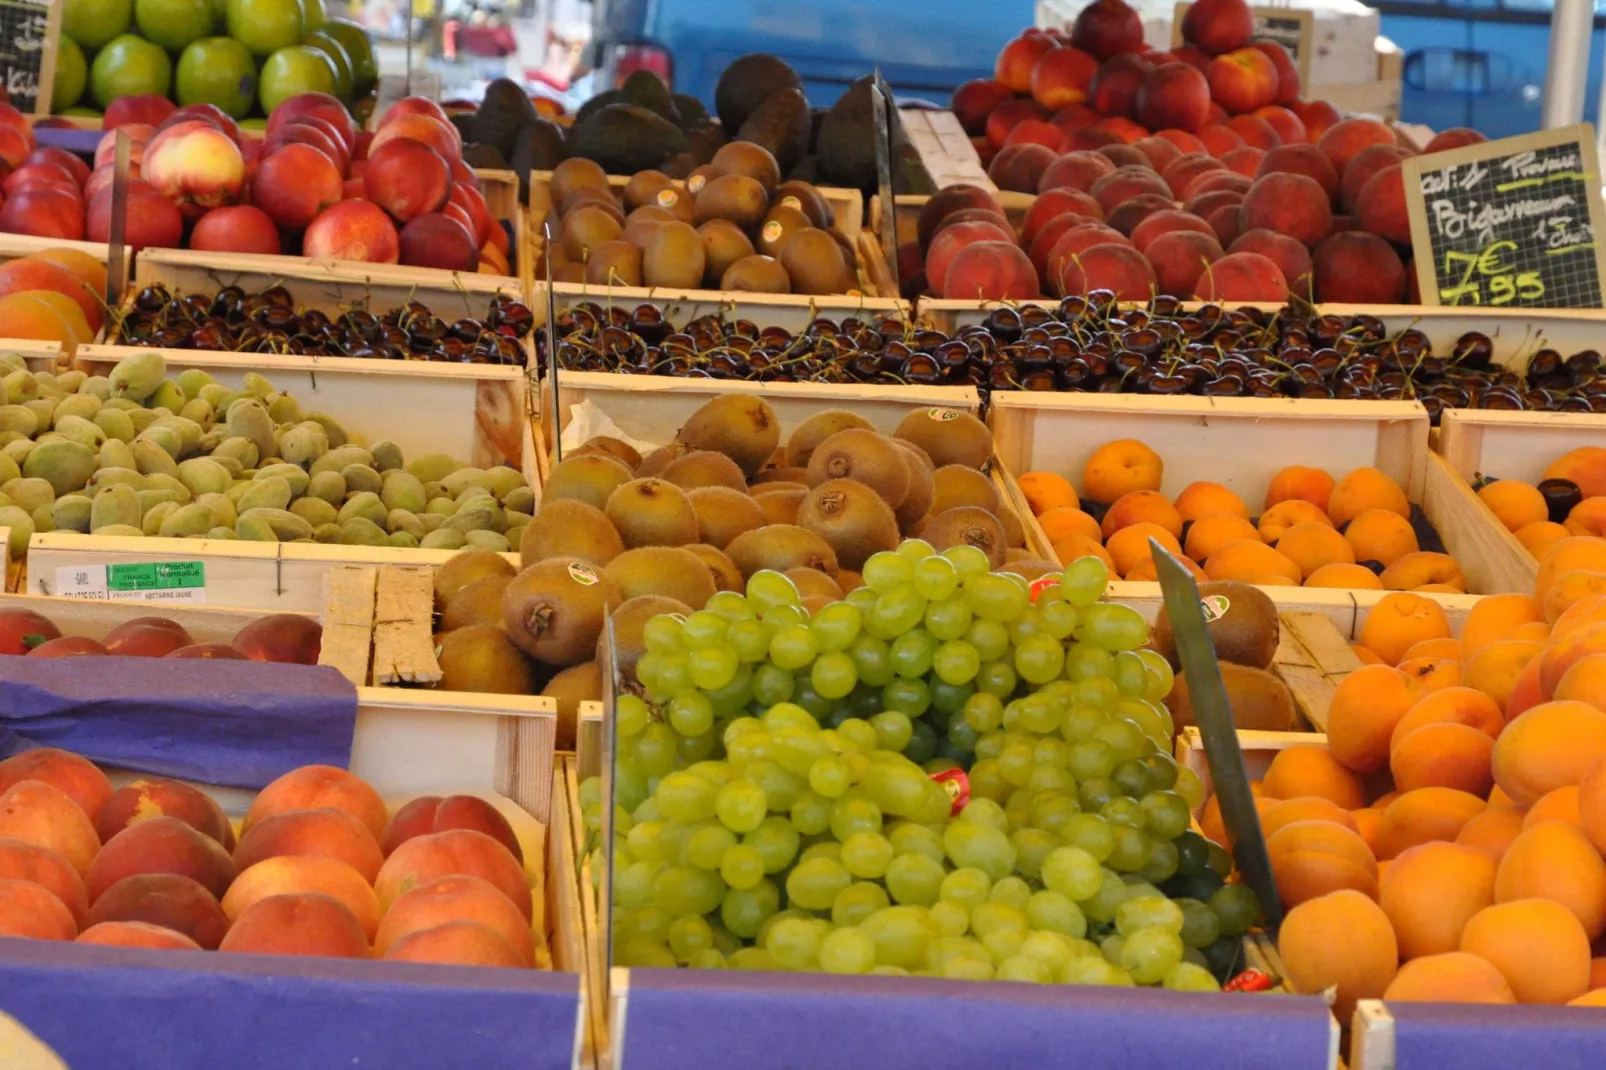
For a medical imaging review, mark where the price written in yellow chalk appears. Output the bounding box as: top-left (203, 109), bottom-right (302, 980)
top-left (1438, 241), bottom-right (1545, 305)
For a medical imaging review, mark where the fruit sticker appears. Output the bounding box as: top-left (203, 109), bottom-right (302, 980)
top-left (926, 408), bottom-right (961, 421)
top-left (687, 175), bottom-right (708, 194)
top-left (1223, 968), bottom-right (1274, 993)
top-left (761, 220), bottom-right (784, 244)
top-left (1028, 574), bottom-right (1062, 603)
top-left (930, 767), bottom-right (971, 816)
top-left (568, 562), bottom-right (600, 586)
top-left (1200, 595), bottom-right (1231, 622)
top-left (656, 188), bottom-right (681, 208)
top-left (779, 195), bottom-right (802, 212)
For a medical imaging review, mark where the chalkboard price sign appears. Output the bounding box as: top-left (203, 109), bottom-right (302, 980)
top-left (1172, 5), bottom-right (1314, 85)
top-left (0, 0), bottom-right (59, 116)
top-left (1403, 123), bottom-right (1606, 310)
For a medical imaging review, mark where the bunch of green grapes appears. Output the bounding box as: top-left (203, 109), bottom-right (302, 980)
top-left (578, 540), bottom-right (1261, 986)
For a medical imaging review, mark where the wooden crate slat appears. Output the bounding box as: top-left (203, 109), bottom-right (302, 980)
top-left (1422, 451), bottom-right (1538, 596)
top-left (316, 565), bottom-right (378, 687)
top-left (371, 565), bottom-right (440, 685)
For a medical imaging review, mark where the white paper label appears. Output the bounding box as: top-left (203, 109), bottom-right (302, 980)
top-left (54, 562), bottom-right (207, 604)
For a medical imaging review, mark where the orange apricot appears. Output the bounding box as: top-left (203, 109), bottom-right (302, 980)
top-left (1461, 593), bottom-right (1547, 657)
top-left (1536, 537), bottom-right (1606, 604)
top-left (1397, 656), bottom-right (1461, 692)
top-left (1279, 890), bottom-right (1398, 1019)
top-left (1264, 465), bottom-right (1336, 515)
top-left (1456, 806), bottom-right (1527, 863)
top-left (1383, 952), bottom-right (1516, 1003)
top-left (1390, 687), bottom-right (1504, 745)
top-left (1017, 471), bottom-right (1078, 515)
top-left (1307, 563), bottom-right (1384, 590)
top-left (1390, 723), bottom-right (1494, 796)
top-left (1173, 481), bottom-right (1248, 522)
top-left (1358, 592), bottom-right (1452, 666)
top-left (1373, 787), bottom-right (1487, 860)
top-left (1051, 534), bottom-right (1114, 571)
top-left (1329, 467), bottom-right (1411, 527)
top-left (1124, 554), bottom-right (1206, 582)
top-left (1276, 522), bottom-right (1356, 580)
top-left (1523, 787), bottom-right (1581, 830)
top-left (1555, 653), bottom-right (1606, 711)
top-left (1352, 807), bottom-right (1382, 851)
top-left (1539, 622), bottom-right (1606, 698)
top-left (1380, 552), bottom-right (1467, 593)
top-left (1565, 499), bottom-right (1606, 538)
top-left (1578, 755), bottom-right (1606, 858)
top-left (1553, 594), bottom-right (1606, 643)
top-left (1542, 571), bottom-right (1606, 625)
top-left (1266, 820), bottom-right (1380, 906)
top-left (1379, 841), bottom-right (1497, 959)
top-left (1203, 539), bottom-right (1302, 584)
top-left (1037, 506), bottom-right (1102, 545)
top-left (1543, 446), bottom-right (1606, 499)
top-left (1491, 700), bottom-right (1606, 806)
top-left (1328, 664), bottom-right (1428, 774)
top-left (1101, 490), bottom-right (1183, 538)
top-left (1183, 513), bottom-right (1261, 562)
top-left (1516, 521), bottom-right (1571, 561)
top-left (1260, 796), bottom-right (1361, 838)
top-left (1262, 745), bottom-right (1368, 809)
top-left (1344, 509), bottom-right (1420, 567)
top-left (1461, 898), bottom-right (1592, 1004)
top-left (1400, 637), bottom-right (1463, 663)
top-left (1257, 499), bottom-right (1332, 543)
top-left (1105, 522), bottom-right (1182, 577)
top-left (1463, 640), bottom-right (1544, 712)
top-left (1478, 480), bottom-right (1549, 533)
top-left (1082, 439), bottom-right (1162, 505)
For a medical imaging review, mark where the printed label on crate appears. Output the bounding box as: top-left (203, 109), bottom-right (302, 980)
top-left (1403, 123), bottom-right (1606, 309)
top-left (54, 562), bottom-right (207, 603)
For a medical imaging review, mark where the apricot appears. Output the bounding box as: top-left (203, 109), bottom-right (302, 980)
top-left (1124, 554), bottom-right (1207, 583)
top-left (1266, 819), bottom-right (1380, 906)
top-left (1381, 552), bottom-right (1466, 593)
top-left (76, 920), bottom-right (202, 951)
top-left (1263, 745), bottom-right (1367, 809)
top-left (0, 749), bottom-right (112, 825)
top-left (1390, 724), bottom-right (1494, 797)
top-left (0, 780), bottom-right (101, 875)
top-left (384, 920), bottom-right (525, 968)
top-left (1567, 989), bottom-right (1606, 1006)
top-left (374, 874), bottom-right (534, 965)
top-left (1351, 644), bottom-right (1384, 664)
top-left (243, 765), bottom-right (388, 843)
top-left (1373, 788), bottom-right (1486, 860)
top-left (1329, 468), bottom-right (1410, 527)
top-left (1463, 640), bottom-right (1544, 712)
top-left (1265, 465), bottom-right (1336, 514)
top-left (1398, 656), bottom-right (1461, 693)
top-left (1461, 898), bottom-right (1592, 1004)
top-left (1357, 593), bottom-right (1451, 667)
top-left (1305, 563), bottom-right (1383, 590)
top-left (1276, 522), bottom-right (1355, 580)
top-left (1536, 537), bottom-right (1606, 604)
top-left (1555, 653), bottom-right (1606, 712)
top-left (96, 777), bottom-right (234, 849)
top-left (1379, 841), bottom-right (1496, 959)
top-left (0, 877), bottom-right (77, 940)
top-left (1035, 507), bottom-right (1101, 547)
top-left (1400, 637), bottom-right (1463, 663)
top-left (375, 829), bottom-right (532, 920)
top-left (1456, 806), bottom-right (1527, 863)
top-left (224, 856), bottom-right (381, 939)
top-left (1106, 523), bottom-right (1182, 577)
top-left (86, 873), bottom-right (228, 949)
top-left (1553, 594), bottom-right (1606, 643)
top-left (1180, 514), bottom-right (1257, 562)
top-left (1505, 655), bottom-right (1549, 722)
top-left (1341, 509), bottom-right (1418, 568)
top-left (1328, 664), bottom-right (1427, 774)
top-left (1260, 796), bottom-right (1360, 838)
top-left (1523, 787), bottom-right (1582, 830)
top-left (1081, 439), bottom-right (1162, 505)
top-left (1577, 755), bottom-right (1606, 857)
top-left (1279, 889), bottom-right (1398, 1019)
top-left (1462, 594), bottom-right (1547, 657)
top-left (1171, 481), bottom-right (1247, 522)
top-left (1384, 952), bottom-right (1515, 1003)
top-left (1203, 538), bottom-right (1301, 584)
top-left (1052, 534), bottom-right (1115, 571)
top-left (1516, 521), bottom-right (1571, 561)
top-left (1257, 499), bottom-right (1332, 543)
top-left (1542, 572), bottom-right (1606, 627)
top-left (1391, 687), bottom-right (1504, 745)
top-left (220, 892), bottom-right (370, 959)
top-left (1493, 700), bottom-right (1606, 806)
top-left (1101, 490), bottom-right (1183, 538)
top-left (1564, 500), bottom-right (1606, 539)
top-left (1544, 447), bottom-right (1606, 499)
top-left (86, 817), bottom-right (236, 904)
top-left (0, 838), bottom-right (87, 925)
top-left (233, 807), bottom-right (385, 883)
top-left (1018, 472), bottom-right (1078, 515)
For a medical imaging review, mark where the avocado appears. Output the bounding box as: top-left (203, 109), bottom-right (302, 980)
top-left (808, 107), bottom-right (828, 153)
top-left (714, 54), bottom-right (803, 135)
top-left (621, 69), bottom-right (677, 123)
top-left (462, 142), bottom-right (510, 172)
top-left (510, 118), bottom-right (569, 197)
top-left (818, 76), bottom-right (877, 191)
top-left (673, 94), bottom-right (710, 129)
top-left (567, 104), bottom-right (688, 175)
top-left (737, 87), bottom-right (811, 172)
top-left (575, 88), bottom-right (625, 125)
top-left (472, 78), bottom-right (540, 159)
top-left (788, 155), bottom-right (822, 183)
top-left (685, 125), bottom-right (726, 166)
top-left (449, 111), bottom-right (477, 144)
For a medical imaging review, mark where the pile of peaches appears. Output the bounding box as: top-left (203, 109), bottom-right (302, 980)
top-left (919, 0), bottom-right (1473, 303)
top-left (0, 608), bottom-right (321, 663)
top-left (1476, 445), bottom-right (1606, 562)
top-left (1018, 438), bottom-right (1465, 592)
top-left (0, 752), bottom-right (545, 970)
top-left (1192, 536), bottom-right (1606, 1015)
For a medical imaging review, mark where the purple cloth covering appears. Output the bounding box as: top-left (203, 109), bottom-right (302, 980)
top-left (1390, 1002), bottom-right (1606, 1068)
top-left (618, 968), bottom-right (1334, 1069)
top-left (0, 655), bottom-right (358, 789)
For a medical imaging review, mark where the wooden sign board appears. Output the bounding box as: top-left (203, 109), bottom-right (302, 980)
top-left (0, 0), bottom-right (58, 116)
top-left (1403, 123), bottom-right (1606, 310)
top-left (1171, 4), bottom-right (1314, 86)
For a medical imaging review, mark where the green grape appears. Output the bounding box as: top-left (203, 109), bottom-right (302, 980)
top-left (1068, 738), bottom-right (1117, 782)
top-left (997, 743), bottom-right (1034, 787)
top-left (882, 852), bottom-right (943, 907)
top-left (930, 679), bottom-right (973, 716)
top-left (1119, 928), bottom-right (1184, 985)
top-left (682, 824), bottom-right (738, 869)
top-left (989, 875), bottom-right (1032, 911)
top-left (848, 634), bottom-right (894, 687)
top-left (889, 630), bottom-right (938, 678)
top-left (1141, 754), bottom-right (1179, 792)
top-left (1174, 766), bottom-right (1206, 810)
top-left (1164, 961), bottom-right (1221, 992)
top-left (1139, 838), bottom-right (1180, 885)
top-left (830, 795), bottom-right (883, 841)
top-left (845, 586), bottom-right (879, 612)
top-left (686, 948), bottom-right (728, 969)
top-left (1139, 791), bottom-right (1192, 840)
top-left (939, 866), bottom-right (992, 910)
top-left (837, 718), bottom-right (879, 752)
top-left (1116, 894), bottom-right (1184, 936)
top-left (1107, 823), bottom-right (1151, 872)
top-left (715, 779), bottom-right (768, 833)
top-left (766, 916), bottom-right (825, 971)
top-left (752, 663), bottom-right (796, 706)
top-left (1177, 898), bottom-right (1223, 949)
top-left (1111, 760), bottom-right (1154, 800)
top-left (705, 666), bottom-right (754, 718)
top-left (963, 692), bottom-right (1004, 734)
top-left (862, 551), bottom-right (915, 592)
top-left (1102, 795), bottom-right (1146, 830)
top-left (1172, 830), bottom-right (1212, 878)
top-left (768, 626), bottom-right (819, 671)
top-left (868, 715), bottom-right (913, 757)
top-left (747, 569), bottom-right (802, 610)
top-left (946, 712), bottom-right (980, 753)
top-left (1016, 696), bottom-right (1062, 735)
top-left (1100, 932), bottom-right (1126, 966)
top-left (942, 819), bottom-right (1016, 880)
top-left (705, 591), bottom-right (755, 621)
top-left (652, 864), bottom-right (726, 916)
top-left (650, 654), bottom-right (692, 699)
top-left (860, 905), bottom-right (938, 968)
top-left (1112, 650), bottom-right (1150, 697)
top-left (772, 731), bottom-right (826, 780)
top-left (809, 650), bottom-right (857, 699)
top-left (889, 822), bottom-right (946, 864)
top-left (616, 940), bottom-right (677, 967)
top-left (898, 538), bottom-right (935, 561)
top-left (1003, 785), bottom-right (1037, 829)
top-left (740, 817), bottom-right (799, 875)
top-left (800, 843), bottom-right (843, 864)
top-left (958, 797), bottom-right (1009, 832)
top-left (1078, 777), bottom-right (1115, 813)
top-left (1078, 602), bottom-right (1149, 651)
top-left (730, 947), bottom-right (778, 970)
top-left (744, 760), bottom-right (803, 811)
top-left (969, 901), bottom-right (1026, 940)
top-left (1208, 883), bottom-right (1262, 938)
top-left (1094, 718), bottom-right (1147, 763)
top-left (1136, 649), bottom-right (1176, 701)
top-left (913, 554), bottom-right (960, 600)
top-left (1063, 955), bottom-right (1134, 986)
top-left (616, 904), bottom-right (674, 946)
top-left (1010, 827), bottom-right (1059, 879)
top-left (682, 611), bottom-right (730, 647)
top-left (616, 694), bottom-right (649, 738)
top-left (719, 843), bottom-right (766, 889)
top-left (1039, 599), bottom-right (1079, 640)
top-left (997, 955), bottom-right (1053, 984)
top-left (1075, 676), bottom-right (1120, 710)
top-left (809, 602), bottom-right (863, 651)
top-left (818, 927), bottom-right (877, 974)
top-left (1041, 845), bottom-right (1103, 899)
top-left (668, 915), bottom-right (715, 961)
top-left (1081, 869), bottom-right (1131, 925)
top-left (790, 677), bottom-right (833, 720)
top-left (786, 856), bottom-right (852, 910)
top-left (1206, 840), bottom-right (1233, 881)
top-left (617, 859), bottom-right (661, 908)
top-left (1062, 812), bottom-right (1114, 861)
top-left (807, 756), bottom-right (851, 799)
top-left (1033, 738), bottom-right (1070, 768)
top-left (942, 954), bottom-right (996, 981)
top-left (1064, 642), bottom-right (1114, 682)
top-left (832, 881), bottom-right (891, 927)
top-left (657, 771), bottom-right (718, 822)
top-left (1118, 698), bottom-right (1173, 748)
top-left (965, 620), bottom-right (1011, 663)
top-left (943, 544), bottom-right (991, 578)
top-left (727, 619), bottom-right (772, 663)
top-left (963, 573), bottom-right (1029, 622)
top-left (1027, 890), bottom-right (1088, 938)
top-left (667, 690), bottom-right (715, 737)
top-left (1028, 792), bottom-right (1082, 836)
top-left (840, 831), bottom-right (895, 878)
top-left (867, 586), bottom-right (928, 639)
top-left (1059, 556), bottom-right (1110, 606)
top-left (643, 614), bottom-right (686, 653)
top-left (881, 677), bottom-right (931, 717)
top-left (975, 660), bottom-right (1017, 697)
top-left (929, 900), bottom-right (970, 938)
top-left (762, 604), bottom-right (810, 628)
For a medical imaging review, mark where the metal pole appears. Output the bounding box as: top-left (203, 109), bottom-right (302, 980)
top-left (1543, 0), bottom-right (1596, 128)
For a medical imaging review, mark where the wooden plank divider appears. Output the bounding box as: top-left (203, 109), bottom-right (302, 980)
top-left (371, 565), bottom-right (441, 685)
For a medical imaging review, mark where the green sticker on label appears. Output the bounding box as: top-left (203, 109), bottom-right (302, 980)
top-left (1200, 594), bottom-right (1231, 622)
top-left (106, 561), bottom-right (205, 591)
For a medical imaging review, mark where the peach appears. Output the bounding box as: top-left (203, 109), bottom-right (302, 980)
top-left (251, 144), bottom-right (343, 232)
top-left (0, 749), bottom-right (111, 825)
top-left (1223, 114), bottom-right (1280, 153)
top-left (401, 214), bottom-right (480, 272)
top-left (1424, 128), bottom-right (1486, 153)
top-left (370, 112), bottom-right (459, 164)
top-left (96, 778), bottom-right (233, 849)
top-left (1225, 230), bottom-right (1311, 299)
top-left (1071, 0), bottom-right (1143, 59)
top-left (1090, 54), bottom-right (1151, 120)
top-left (1132, 136), bottom-right (1182, 171)
top-left (1184, 168), bottom-right (1252, 201)
top-left (380, 796), bottom-right (523, 862)
top-left (1240, 172), bottom-right (1332, 249)
top-left (1220, 146), bottom-right (1265, 178)
top-left (1319, 118), bottom-right (1400, 182)
top-left (942, 242), bottom-right (1040, 300)
top-left (378, 95), bottom-right (452, 131)
top-left (990, 140), bottom-right (1059, 187)
top-left (951, 80), bottom-right (1015, 136)
top-left (0, 780), bottom-right (100, 875)
top-left (87, 873), bottom-right (228, 949)
top-left (1356, 164), bottom-right (1410, 245)
top-left (987, 98), bottom-right (1050, 149)
top-left (1193, 250), bottom-right (1287, 301)
top-left (374, 874), bottom-right (534, 964)
top-left (220, 892), bottom-right (370, 959)
top-left (1031, 46), bottom-right (1100, 109)
top-left (1055, 241), bottom-right (1155, 300)
top-left (1037, 153), bottom-right (1117, 197)
top-left (384, 920), bottom-right (524, 968)
top-left (86, 817), bottom-right (235, 904)
top-left (224, 856), bottom-right (380, 939)
top-left (0, 839), bottom-right (87, 925)
top-left (1545, 447), bottom-right (1606, 499)
top-left (917, 184), bottom-right (1006, 248)
top-left (1197, 125), bottom-right (1246, 159)
top-left (244, 765), bottom-right (388, 842)
top-left (1252, 105), bottom-right (1306, 146)
top-left (1257, 144), bottom-right (1338, 202)
top-left (263, 120), bottom-right (348, 173)
top-left (926, 219), bottom-right (1014, 293)
top-left (76, 920), bottom-right (201, 950)
top-left (233, 807), bottom-right (384, 884)
top-left (141, 121), bottom-right (245, 220)
top-left (1023, 188), bottom-right (1103, 244)
top-left (1337, 146), bottom-right (1411, 215)
top-left (1029, 214), bottom-right (1102, 277)
top-left (1207, 48), bottom-right (1278, 114)
top-left (1136, 62), bottom-right (1211, 134)
top-left (1162, 153), bottom-right (1225, 199)
top-left (995, 33), bottom-right (1057, 92)
top-left (102, 618), bottom-right (193, 659)
top-left (1129, 209), bottom-right (1215, 253)
top-left (1045, 222), bottom-right (1128, 279)
top-left (1091, 117), bottom-right (1150, 145)
top-left (1089, 166), bottom-right (1172, 215)
top-left (302, 200), bottom-right (400, 264)
top-left (0, 877), bottom-right (76, 940)
top-left (1141, 229), bottom-right (1225, 298)
top-left (1106, 193), bottom-right (1177, 235)
top-left (375, 829), bottom-right (531, 921)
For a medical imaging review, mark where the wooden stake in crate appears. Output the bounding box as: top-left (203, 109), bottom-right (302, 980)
top-left (1273, 612), bottom-right (1364, 733)
top-left (371, 565), bottom-right (441, 686)
top-left (316, 566), bottom-right (378, 687)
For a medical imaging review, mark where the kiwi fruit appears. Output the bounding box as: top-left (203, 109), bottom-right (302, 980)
top-left (560, 186), bottom-right (624, 221)
top-left (623, 205), bottom-right (675, 246)
top-left (726, 523), bottom-right (839, 578)
top-left (998, 505), bottom-right (1025, 548)
top-left (676, 395), bottom-right (780, 477)
top-left (1001, 557), bottom-right (1060, 580)
top-left (583, 240), bottom-right (643, 287)
top-left (721, 255), bottom-right (791, 293)
top-left (602, 546), bottom-right (717, 606)
top-left (653, 185), bottom-right (696, 223)
top-left (828, 227), bottom-right (859, 268)
top-left (686, 165), bottom-right (720, 194)
top-left (661, 450), bottom-right (747, 492)
top-left (605, 477), bottom-right (700, 547)
top-left (1167, 662), bottom-right (1297, 733)
top-left (805, 428), bottom-right (909, 507)
top-left (441, 574), bottom-right (513, 632)
top-left (751, 466), bottom-right (809, 485)
top-left (637, 443), bottom-right (690, 478)
top-left (433, 549), bottom-right (516, 610)
top-left (698, 219), bottom-right (756, 288)
top-left (749, 481), bottom-right (807, 495)
top-left (683, 544), bottom-right (744, 592)
top-left (695, 173), bottom-right (768, 228)
top-left (582, 436), bottom-right (641, 471)
top-left (435, 625), bottom-right (536, 695)
top-left (753, 487), bottom-right (804, 525)
top-left (520, 499), bottom-right (624, 566)
top-left (605, 594), bottom-right (694, 677)
top-left (542, 660), bottom-right (603, 749)
top-left (688, 486), bottom-right (766, 548)
top-left (895, 409), bottom-right (993, 469)
top-left (712, 141), bottom-right (782, 192)
top-left (786, 567), bottom-right (843, 602)
top-left (623, 169), bottom-right (677, 211)
top-left (554, 263), bottom-right (585, 283)
top-left (773, 180), bottom-right (834, 229)
top-left (785, 410), bottom-right (872, 467)
top-left (501, 557), bottom-right (623, 665)
top-left (1152, 581), bottom-right (1280, 671)
top-left (642, 221), bottom-right (706, 288)
top-left (545, 453), bottom-right (634, 511)
top-left (550, 158), bottom-right (611, 212)
top-left (930, 464), bottom-right (1002, 516)
top-left (797, 479), bottom-right (900, 571)
top-left (892, 442), bottom-right (935, 530)
top-left (780, 227), bottom-right (854, 295)
top-left (922, 506), bottom-right (1006, 568)
top-left (757, 204), bottom-right (811, 258)
top-left (561, 204), bottom-right (623, 261)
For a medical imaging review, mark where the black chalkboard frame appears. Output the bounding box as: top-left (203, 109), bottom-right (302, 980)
top-left (1402, 122), bottom-right (1606, 310)
top-left (1170, 3), bottom-right (1314, 86)
top-left (2, 0), bottom-right (60, 116)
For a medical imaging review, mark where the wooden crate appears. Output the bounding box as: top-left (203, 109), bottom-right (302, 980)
top-left (990, 391), bottom-right (1536, 599)
top-left (899, 108), bottom-right (994, 191)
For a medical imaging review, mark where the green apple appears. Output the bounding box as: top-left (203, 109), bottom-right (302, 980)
top-left (226, 0), bottom-right (303, 58)
top-left (89, 33), bottom-right (173, 109)
top-left (134, 0), bottom-right (214, 53)
top-left (258, 44), bottom-right (335, 114)
top-left (51, 34), bottom-right (88, 111)
top-left (319, 18), bottom-right (375, 97)
top-left (176, 37), bottom-right (258, 119)
top-left (300, 30), bottom-right (352, 100)
top-left (63, 0), bottom-right (133, 51)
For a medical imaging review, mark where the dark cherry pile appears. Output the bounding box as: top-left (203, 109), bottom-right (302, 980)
top-left (116, 285), bottom-right (535, 364)
top-left (541, 294), bottom-right (1606, 422)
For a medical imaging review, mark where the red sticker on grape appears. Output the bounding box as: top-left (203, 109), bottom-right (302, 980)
top-left (1223, 969), bottom-right (1273, 993)
top-left (926, 408), bottom-right (960, 421)
top-left (1200, 595), bottom-right (1230, 622)
top-left (568, 563), bottom-right (600, 586)
top-left (930, 768), bottom-right (970, 816)
top-left (1029, 575), bottom-right (1061, 603)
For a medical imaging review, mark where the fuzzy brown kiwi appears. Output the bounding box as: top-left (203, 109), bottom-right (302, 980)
top-left (676, 395), bottom-right (781, 477)
top-left (753, 487), bottom-right (804, 525)
top-left (895, 409), bottom-right (993, 469)
top-left (442, 574), bottom-right (514, 632)
top-left (757, 204), bottom-right (811, 258)
top-left (661, 450), bottom-right (748, 492)
top-left (796, 478), bottom-right (901, 571)
top-left (725, 524), bottom-right (839, 578)
top-left (1167, 662), bottom-right (1296, 733)
top-left (603, 595), bottom-right (694, 678)
top-left (785, 410), bottom-right (872, 467)
top-left (712, 141), bottom-right (783, 192)
top-left (891, 441), bottom-right (935, 531)
top-left (583, 241), bottom-right (642, 287)
top-left (541, 661), bottom-right (603, 750)
top-left (501, 557), bottom-right (623, 665)
top-left (749, 481), bottom-right (807, 495)
top-left (435, 625), bottom-right (536, 695)
top-left (694, 173), bottom-right (769, 228)
top-left (520, 499), bottom-right (625, 566)
top-left (549, 158), bottom-right (611, 212)
top-left (561, 204), bottom-right (623, 261)
top-left (433, 549), bottom-right (516, 610)
top-left (1151, 581), bottom-right (1280, 671)
top-left (751, 466), bottom-right (810, 485)
top-left (804, 428), bottom-right (910, 507)
top-left (642, 221), bottom-right (706, 288)
top-left (698, 219), bottom-right (757, 288)
top-left (922, 506), bottom-right (1006, 568)
top-left (929, 464), bottom-right (1002, 516)
top-left (604, 546), bottom-right (719, 607)
top-left (688, 486), bottom-right (766, 549)
top-left (998, 557), bottom-right (1060, 580)
top-left (623, 169), bottom-right (677, 211)
top-left (581, 436), bottom-right (642, 471)
top-left (545, 453), bottom-right (635, 511)
top-left (682, 544), bottom-right (743, 592)
top-left (604, 478), bottom-right (700, 547)
top-left (786, 567), bottom-right (843, 602)
top-left (780, 227), bottom-right (854, 295)
top-left (773, 180), bottom-right (834, 229)
top-left (622, 206), bottom-right (675, 247)
top-left (721, 255), bottom-right (791, 293)
top-left (637, 443), bottom-right (690, 478)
